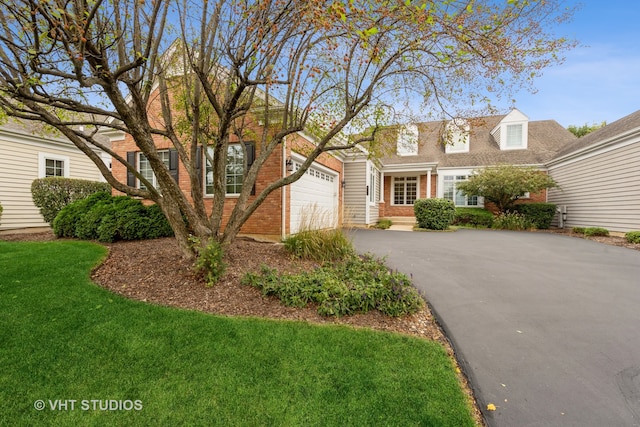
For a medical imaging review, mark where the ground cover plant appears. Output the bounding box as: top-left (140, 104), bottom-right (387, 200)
top-left (0, 240), bottom-right (475, 426)
top-left (243, 254), bottom-right (425, 317)
top-left (626, 231), bottom-right (640, 244)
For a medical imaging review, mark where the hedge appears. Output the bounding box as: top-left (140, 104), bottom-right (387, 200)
top-left (513, 203), bottom-right (556, 229)
top-left (31, 177), bottom-right (111, 223)
top-left (53, 193), bottom-right (174, 242)
top-left (414, 198), bottom-right (455, 230)
top-left (452, 207), bottom-right (494, 228)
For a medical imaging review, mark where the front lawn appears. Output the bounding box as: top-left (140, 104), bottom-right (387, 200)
top-left (0, 241), bottom-right (476, 426)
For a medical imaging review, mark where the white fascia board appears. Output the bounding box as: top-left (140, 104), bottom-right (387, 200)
top-left (382, 162), bottom-right (437, 173)
top-left (547, 128), bottom-right (640, 168)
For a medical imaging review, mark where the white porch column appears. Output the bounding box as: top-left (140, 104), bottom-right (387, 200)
top-left (426, 168), bottom-right (432, 198)
top-left (380, 171), bottom-right (385, 202)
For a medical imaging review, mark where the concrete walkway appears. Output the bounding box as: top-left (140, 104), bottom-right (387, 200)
top-left (352, 228), bottom-right (640, 427)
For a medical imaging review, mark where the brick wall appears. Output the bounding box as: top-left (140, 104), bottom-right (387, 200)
top-left (110, 85), bottom-right (343, 239)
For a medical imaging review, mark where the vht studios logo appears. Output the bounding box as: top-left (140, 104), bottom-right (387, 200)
top-left (34, 399), bottom-right (143, 411)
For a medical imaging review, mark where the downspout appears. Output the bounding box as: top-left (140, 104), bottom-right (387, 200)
top-left (281, 136), bottom-right (287, 241)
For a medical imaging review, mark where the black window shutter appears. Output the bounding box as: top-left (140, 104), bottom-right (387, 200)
top-left (245, 142), bottom-right (256, 195)
top-left (169, 149), bottom-right (179, 183)
top-left (196, 146), bottom-right (203, 184)
top-left (126, 152), bottom-right (136, 187)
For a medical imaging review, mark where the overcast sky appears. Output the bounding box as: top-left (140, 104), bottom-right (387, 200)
top-left (507, 1), bottom-right (640, 127)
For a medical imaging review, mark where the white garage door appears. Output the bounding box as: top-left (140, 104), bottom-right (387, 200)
top-left (290, 160), bottom-right (339, 234)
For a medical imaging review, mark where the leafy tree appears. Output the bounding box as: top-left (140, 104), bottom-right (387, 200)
top-left (568, 121), bottom-right (606, 138)
top-left (0, 0), bottom-right (575, 259)
top-left (456, 165), bottom-right (557, 213)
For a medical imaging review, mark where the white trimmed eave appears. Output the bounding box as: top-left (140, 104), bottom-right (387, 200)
top-left (546, 127), bottom-right (640, 167)
top-left (382, 162), bottom-right (437, 174)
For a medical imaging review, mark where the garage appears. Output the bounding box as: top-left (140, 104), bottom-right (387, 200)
top-left (290, 158), bottom-right (339, 234)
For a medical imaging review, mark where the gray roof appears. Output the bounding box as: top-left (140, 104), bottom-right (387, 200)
top-left (1, 116), bottom-right (111, 148)
top-left (553, 109), bottom-right (640, 159)
top-left (379, 115), bottom-right (577, 168)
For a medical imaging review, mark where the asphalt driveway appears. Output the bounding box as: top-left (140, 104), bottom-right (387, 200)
top-left (351, 228), bottom-right (640, 427)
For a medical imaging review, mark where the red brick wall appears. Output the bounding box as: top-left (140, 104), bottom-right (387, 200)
top-left (111, 85), bottom-right (343, 239)
top-left (380, 174), bottom-right (435, 217)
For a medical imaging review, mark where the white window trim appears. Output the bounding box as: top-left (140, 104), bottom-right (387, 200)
top-left (368, 164), bottom-right (379, 206)
top-left (137, 150), bottom-right (171, 190)
top-left (391, 175), bottom-right (420, 206)
top-left (396, 124), bottom-right (419, 156)
top-left (444, 119), bottom-right (470, 153)
top-left (38, 152), bottom-right (70, 178)
top-left (437, 169), bottom-right (484, 208)
top-left (204, 144), bottom-right (246, 198)
top-left (498, 122), bottom-right (528, 150)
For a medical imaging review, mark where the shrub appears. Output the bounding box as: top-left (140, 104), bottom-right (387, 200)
top-left (31, 177), bottom-right (111, 223)
top-left (242, 254), bottom-right (424, 317)
top-left (284, 228), bottom-right (354, 263)
top-left (452, 207), bottom-right (494, 228)
top-left (52, 193), bottom-right (173, 242)
top-left (375, 219), bottom-right (392, 229)
top-left (492, 212), bottom-right (533, 230)
top-left (53, 191), bottom-right (112, 238)
top-left (625, 231), bottom-right (640, 244)
top-left (194, 239), bottom-right (227, 286)
top-left (0, 201), bottom-right (3, 227)
top-left (584, 227), bottom-right (609, 237)
top-left (513, 203), bottom-right (556, 229)
top-left (572, 227), bottom-right (586, 234)
top-left (414, 198), bottom-right (455, 230)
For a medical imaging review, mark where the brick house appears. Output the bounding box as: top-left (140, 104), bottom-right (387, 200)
top-left (341, 109), bottom-right (578, 226)
top-left (108, 86), bottom-right (344, 241)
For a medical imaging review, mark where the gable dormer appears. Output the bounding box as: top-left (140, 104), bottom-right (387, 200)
top-left (397, 124), bottom-right (419, 156)
top-left (444, 118), bottom-right (470, 153)
top-left (491, 109), bottom-right (529, 150)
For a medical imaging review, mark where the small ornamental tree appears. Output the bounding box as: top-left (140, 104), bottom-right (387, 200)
top-left (456, 165), bottom-right (557, 213)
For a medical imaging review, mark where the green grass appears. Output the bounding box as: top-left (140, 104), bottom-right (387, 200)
top-left (0, 241), bottom-right (475, 427)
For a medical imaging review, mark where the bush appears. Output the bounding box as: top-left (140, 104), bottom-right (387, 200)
top-left (53, 191), bottom-right (113, 238)
top-left (193, 238), bottom-right (227, 286)
top-left (242, 254), bottom-right (424, 317)
top-left (414, 198), bottom-right (455, 230)
top-left (492, 212), bottom-right (533, 230)
top-left (31, 177), bottom-right (111, 223)
top-left (572, 227), bottom-right (586, 234)
top-left (625, 231), bottom-right (640, 244)
top-left (52, 193), bottom-right (173, 242)
top-left (0, 201), bottom-right (3, 227)
top-left (452, 207), bottom-right (494, 228)
top-left (375, 219), bottom-right (392, 229)
top-left (513, 203), bottom-right (556, 229)
top-left (284, 228), bottom-right (354, 263)
top-left (584, 227), bottom-right (609, 237)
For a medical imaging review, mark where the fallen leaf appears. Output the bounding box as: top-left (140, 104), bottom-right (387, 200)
top-left (487, 403), bottom-right (497, 411)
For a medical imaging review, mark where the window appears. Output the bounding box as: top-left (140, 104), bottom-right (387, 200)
top-left (369, 165), bottom-right (378, 204)
top-left (205, 144), bottom-right (245, 196)
top-left (45, 159), bottom-right (65, 177)
top-left (393, 176), bottom-right (418, 205)
top-left (443, 175), bottom-right (479, 207)
top-left (397, 124), bottom-right (419, 156)
top-left (444, 119), bottom-right (470, 153)
top-left (38, 153), bottom-right (69, 178)
top-left (506, 124), bottom-right (523, 148)
top-left (138, 151), bottom-right (170, 190)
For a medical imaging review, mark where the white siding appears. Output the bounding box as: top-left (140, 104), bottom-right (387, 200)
top-left (548, 139), bottom-right (640, 232)
top-left (344, 161), bottom-right (366, 225)
top-left (0, 136), bottom-right (105, 231)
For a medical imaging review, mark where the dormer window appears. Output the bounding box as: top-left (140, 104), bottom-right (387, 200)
top-left (444, 119), bottom-right (470, 153)
top-left (491, 109), bottom-right (528, 150)
top-left (397, 124), bottom-right (419, 156)
top-left (506, 124), bottom-right (523, 148)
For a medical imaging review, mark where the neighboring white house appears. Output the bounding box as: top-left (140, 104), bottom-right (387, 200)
top-left (0, 119), bottom-right (110, 231)
top-left (547, 110), bottom-right (640, 232)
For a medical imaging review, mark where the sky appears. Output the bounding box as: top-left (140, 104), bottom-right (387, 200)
top-left (507, 1), bottom-right (640, 128)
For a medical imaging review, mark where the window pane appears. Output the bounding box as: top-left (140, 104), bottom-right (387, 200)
top-left (406, 181), bottom-right (417, 205)
top-left (205, 145), bottom-right (244, 195)
top-left (506, 124), bottom-right (523, 147)
top-left (45, 159), bottom-right (64, 177)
